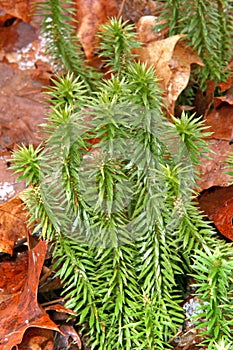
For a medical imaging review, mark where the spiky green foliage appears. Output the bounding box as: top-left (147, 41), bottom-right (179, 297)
top-left (157, 0), bottom-right (233, 84)
top-left (192, 245), bottom-right (233, 349)
top-left (36, 0), bottom-right (99, 88)
top-left (97, 17), bottom-right (141, 75)
top-left (11, 15), bottom-right (233, 349)
top-left (226, 152), bottom-right (233, 177)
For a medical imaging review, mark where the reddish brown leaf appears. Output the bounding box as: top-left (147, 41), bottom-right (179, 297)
top-left (196, 140), bottom-right (232, 191)
top-left (0, 195), bottom-right (29, 254)
top-left (214, 197), bottom-right (233, 241)
top-left (0, 20), bottom-right (37, 55)
top-left (59, 325), bottom-right (82, 350)
top-left (0, 0), bottom-right (32, 23)
top-left (0, 63), bottom-right (47, 152)
top-left (0, 240), bottom-right (61, 350)
top-left (213, 92), bottom-right (233, 109)
top-left (18, 328), bottom-right (54, 350)
top-left (76, 0), bottom-right (118, 61)
top-left (217, 76), bottom-right (233, 93)
top-left (0, 250), bottom-right (28, 298)
top-left (205, 105), bottom-right (233, 141)
top-left (199, 185), bottom-right (233, 241)
top-left (44, 304), bottom-right (77, 316)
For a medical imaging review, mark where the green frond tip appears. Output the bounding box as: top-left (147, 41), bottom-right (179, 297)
top-left (36, 0), bottom-right (100, 89)
top-left (98, 17), bottom-right (141, 74)
top-left (10, 144), bottom-right (44, 186)
top-left (125, 61), bottom-right (163, 109)
top-left (172, 112), bottom-right (212, 165)
top-left (46, 72), bottom-right (88, 110)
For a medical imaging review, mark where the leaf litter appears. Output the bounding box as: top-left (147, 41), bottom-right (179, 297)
top-left (0, 0), bottom-right (232, 349)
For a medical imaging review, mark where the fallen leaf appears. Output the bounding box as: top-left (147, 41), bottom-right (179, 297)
top-left (0, 0), bottom-right (32, 23)
top-left (0, 20), bottom-right (37, 55)
top-left (205, 105), bottom-right (233, 141)
top-left (58, 325), bottom-right (82, 350)
top-left (0, 250), bottom-right (28, 302)
top-left (18, 328), bottom-right (54, 350)
top-left (198, 185), bottom-right (233, 241)
top-left (76, 0), bottom-right (118, 61)
top-left (136, 34), bottom-right (203, 115)
top-left (0, 63), bottom-right (47, 152)
top-left (213, 92), bottom-right (233, 109)
top-left (0, 240), bottom-right (61, 350)
top-left (196, 140), bottom-right (232, 191)
top-left (0, 195), bottom-right (29, 254)
top-left (136, 16), bottom-right (168, 43)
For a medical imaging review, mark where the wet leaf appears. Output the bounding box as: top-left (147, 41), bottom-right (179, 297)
top-left (0, 195), bottom-right (29, 255)
top-left (0, 240), bottom-right (61, 350)
top-left (76, 0), bottom-right (118, 61)
top-left (199, 185), bottom-right (233, 241)
top-left (196, 139), bottom-right (232, 191)
top-left (0, 63), bottom-right (47, 152)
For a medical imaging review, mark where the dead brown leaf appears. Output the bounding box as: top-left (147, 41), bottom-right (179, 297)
top-left (196, 140), bottom-right (232, 191)
top-left (136, 33), bottom-right (203, 116)
top-left (0, 0), bottom-right (32, 23)
top-left (76, 0), bottom-right (118, 61)
top-left (205, 105), bottom-right (233, 141)
top-left (18, 328), bottom-right (54, 350)
top-left (0, 240), bottom-right (61, 350)
top-left (199, 185), bottom-right (233, 242)
top-left (0, 63), bottom-right (47, 152)
top-left (0, 195), bottom-right (29, 255)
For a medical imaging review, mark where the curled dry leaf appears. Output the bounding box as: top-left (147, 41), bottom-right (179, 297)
top-left (76, 0), bottom-right (118, 61)
top-left (0, 240), bottom-right (61, 350)
top-left (0, 195), bottom-right (29, 255)
top-left (136, 30), bottom-right (203, 116)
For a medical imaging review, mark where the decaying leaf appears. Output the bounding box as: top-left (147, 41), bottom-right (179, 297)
top-left (196, 140), bottom-right (232, 191)
top-left (199, 185), bottom-right (233, 241)
top-left (18, 328), bottom-right (54, 350)
top-left (0, 240), bottom-right (61, 350)
top-left (76, 0), bottom-right (118, 61)
top-left (0, 63), bottom-right (47, 152)
top-left (0, 195), bottom-right (29, 255)
top-left (136, 31), bottom-right (203, 115)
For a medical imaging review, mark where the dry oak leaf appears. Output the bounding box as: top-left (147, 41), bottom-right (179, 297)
top-left (76, 0), bottom-right (118, 61)
top-left (136, 34), bottom-right (203, 116)
top-left (0, 195), bottom-right (29, 255)
top-left (0, 240), bottom-right (61, 350)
